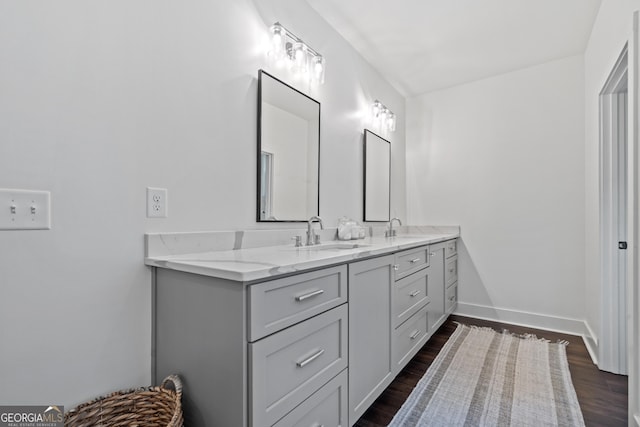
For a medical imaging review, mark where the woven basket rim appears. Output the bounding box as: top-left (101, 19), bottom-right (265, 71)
top-left (64, 374), bottom-right (183, 427)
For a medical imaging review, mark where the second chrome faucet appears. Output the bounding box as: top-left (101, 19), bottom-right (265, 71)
top-left (385, 217), bottom-right (402, 238)
top-left (306, 216), bottom-right (324, 246)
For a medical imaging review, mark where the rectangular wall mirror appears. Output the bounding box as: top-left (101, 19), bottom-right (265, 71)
top-left (257, 70), bottom-right (320, 222)
top-left (364, 129), bottom-right (391, 222)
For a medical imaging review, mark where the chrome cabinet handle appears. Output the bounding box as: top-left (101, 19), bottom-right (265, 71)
top-left (296, 349), bottom-right (325, 368)
top-left (430, 252), bottom-right (436, 256)
top-left (409, 330), bottom-right (421, 340)
top-left (409, 290), bottom-right (421, 297)
top-left (295, 289), bottom-right (324, 302)
top-left (410, 258), bottom-right (421, 264)
top-left (393, 264), bottom-right (399, 271)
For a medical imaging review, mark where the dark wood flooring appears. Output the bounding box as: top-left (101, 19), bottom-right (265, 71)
top-left (354, 315), bottom-right (628, 427)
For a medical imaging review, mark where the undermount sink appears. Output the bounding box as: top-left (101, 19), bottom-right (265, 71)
top-left (301, 242), bottom-right (371, 251)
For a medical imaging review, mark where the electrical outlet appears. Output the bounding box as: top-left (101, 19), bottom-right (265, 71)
top-left (147, 187), bottom-right (168, 218)
top-left (0, 189), bottom-right (51, 230)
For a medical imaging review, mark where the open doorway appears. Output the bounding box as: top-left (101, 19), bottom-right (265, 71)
top-left (599, 45), bottom-right (629, 375)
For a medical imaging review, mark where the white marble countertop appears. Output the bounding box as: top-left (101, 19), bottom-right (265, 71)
top-left (145, 226), bottom-right (460, 283)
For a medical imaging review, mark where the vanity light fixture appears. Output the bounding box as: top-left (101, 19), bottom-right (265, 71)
top-left (372, 100), bottom-right (396, 132)
top-left (267, 22), bottom-right (325, 85)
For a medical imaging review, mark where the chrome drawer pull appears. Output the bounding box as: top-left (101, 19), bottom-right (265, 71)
top-left (296, 349), bottom-right (325, 368)
top-left (410, 258), bottom-right (421, 263)
top-left (409, 330), bottom-right (421, 340)
top-left (409, 290), bottom-right (421, 297)
top-left (430, 252), bottom-right (436, 256)
top-left (393, 264), bottom-right (399, 271)
top-left (295, 289), bottom-right (324, 302)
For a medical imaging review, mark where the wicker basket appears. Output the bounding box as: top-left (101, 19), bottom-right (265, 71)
top-left (64, 375), bottom-right (183, 427)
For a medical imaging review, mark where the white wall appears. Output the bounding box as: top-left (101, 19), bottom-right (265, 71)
top-left (406, 55), bottom-right (586, 331)
top-left (584, 0), bottom-right (640, 360)
top-left (0, 0), bottom-right (405, 406)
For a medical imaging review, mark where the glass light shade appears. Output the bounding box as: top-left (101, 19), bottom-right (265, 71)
top-left (372, 101), bottom-right (382, 119)
top-left (387, 112), bottom-right (396, 132)
top-left (268, 23), bottom-right (286, 65)
top-left (379, 108), bottom-right (389, 125)
top-left (291, 41), bottom-right (309, 77)
top-left (311, 55), bottom-right (325, 84)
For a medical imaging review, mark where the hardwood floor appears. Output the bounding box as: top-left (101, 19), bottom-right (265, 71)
top-left (354, 315), bottom-right (628, 427)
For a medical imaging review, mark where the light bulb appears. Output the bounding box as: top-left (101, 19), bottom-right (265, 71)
top-left (268, 23), bottom-right (286, 66)
top-left (291, 41), bottom-right (308, 77)
top-left (372, 101), bottom-right (382, 119)
top-left (387, 112), bottom-right (396, 132)
top-left (311, 55), bottom-right (325, 84)
top-left (380, 108), bottom-right (389, 124)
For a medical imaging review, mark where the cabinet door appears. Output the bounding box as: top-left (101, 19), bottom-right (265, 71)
top-left (272, 369), bottom-right (348, 427)
top-left (445, 238), bottom-right (458, 258)
top-left (446, 283), bottom-right (458, 314)
top-left (445, 255), bottom-right (458, 288)
top-left (393, 267), bottom-right (430, 328)
top-left (248, 265), bottom-right (348, 341)
top-left (394, 246), bottom-right (430, 280)
top-left (393, 305), bottom-right (430, 371)
top-left (249, 305), bottom-right (348, 427)
top-left (428, 243), bottom-right (446, 335)
top-left (348, 255), bottom-right (394, 425)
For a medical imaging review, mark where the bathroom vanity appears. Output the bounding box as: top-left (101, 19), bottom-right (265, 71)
top-left (145, 227), bottom-right (459, 426)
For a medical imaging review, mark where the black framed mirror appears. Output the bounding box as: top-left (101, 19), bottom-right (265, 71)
top-left (257, 70), bottom-right (320, 222)
top-left (363, 129), bottom-right (391, 222)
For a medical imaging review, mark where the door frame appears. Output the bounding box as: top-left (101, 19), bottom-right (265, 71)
top-left (628, 12), bottom-right (640, 426)
top-left (599, 43), bottom-right (629, 375)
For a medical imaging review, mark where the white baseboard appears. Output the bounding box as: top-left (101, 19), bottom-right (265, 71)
top-left (582, 321), bottom-right (599, 366)
top-left (454, 302), bottom-right (598, 365)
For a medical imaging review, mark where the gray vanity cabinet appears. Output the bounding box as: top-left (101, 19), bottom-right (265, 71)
top-left (348, 254), bottom-right (395, 424)
top-left (153, 238), bottom-right (459, 427)
top-left (154, 265), bottom-right (348, 427)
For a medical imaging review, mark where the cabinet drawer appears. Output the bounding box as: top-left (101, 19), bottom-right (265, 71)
top-left (393, 267), bottom-right (430, 328)
top-left (248, 265), bottom-right (347, 341)
top-left (445, 283), bottom-right (457, 314)
top-left (445, 256), bottom-right (458, 288)
top-left (445, 239), bottom-right (458, 258)
top-left (395, 246), bottom-right (430, 280)
top-left (393, 306), bottom-right (429, 371)
top-left (272, 370), bottom-right (347, 427)
top-left (249, 305), bottom-right (348, 427)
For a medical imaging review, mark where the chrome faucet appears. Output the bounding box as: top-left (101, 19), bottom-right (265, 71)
top-left (306, 216), bottom-right (324, 246)
top-left (385, 217), bottom-right (402, 238)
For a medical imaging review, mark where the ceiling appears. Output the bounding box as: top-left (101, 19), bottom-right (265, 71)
top-left (306, 0), bottom-right (602, 96)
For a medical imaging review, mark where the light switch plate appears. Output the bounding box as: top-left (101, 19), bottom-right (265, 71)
top-left (0, 189), bottom-right (51, 230)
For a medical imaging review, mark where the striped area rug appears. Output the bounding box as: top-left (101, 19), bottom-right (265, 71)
top-left (389, 324), bottom-right (585, 426)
